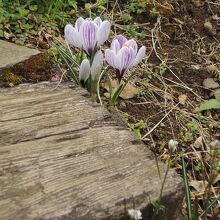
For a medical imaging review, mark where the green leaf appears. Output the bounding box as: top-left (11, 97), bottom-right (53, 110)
top-left (199, 99), bottom-right (220, 111)
top-left (18, 8), bottom-right (29, 18)
top-left (111, 74), bottom-right (133, 104)
top-left (56, 46), bottom-right (79, 85)
top-left (97, 66), bottom-right (110, 105)
top-left (29, 5), bottom-right (38, 12)
top-left (111, 84), bottom-right (123, 104)
top-left (0, 29), bottom-right (4, 37)
top-left (214, 91), bottom-right (220, 99)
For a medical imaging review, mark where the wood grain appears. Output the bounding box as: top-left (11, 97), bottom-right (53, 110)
top-left (0, 82), bottom-right (183, 220)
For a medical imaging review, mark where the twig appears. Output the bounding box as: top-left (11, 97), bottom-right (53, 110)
top-left (151, 16), bottom-right (202, 99)
top-left (141, 102), bottom-right (179, 139)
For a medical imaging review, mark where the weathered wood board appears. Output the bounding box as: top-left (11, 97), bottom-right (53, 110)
top-left (0, 40), bottom-right (39, 69)
top-left (0, 82), bottom-right (183, 220)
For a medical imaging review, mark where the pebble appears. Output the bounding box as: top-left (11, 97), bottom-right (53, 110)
top-left (204, 21), bottom-right (216, 36)
top-left (203, 78), bottom-right (220, 89)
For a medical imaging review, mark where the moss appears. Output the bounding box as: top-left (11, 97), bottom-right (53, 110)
top-left (12, 53), bottom-right (52, 82)
top-left (0, 71), bottom-right (23, 85)
top-left (0, 52), bottom-right (52, 87)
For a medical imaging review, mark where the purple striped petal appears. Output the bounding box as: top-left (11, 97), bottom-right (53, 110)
top-left (94, 17), bottom-right (102, 27)
top-left (79, 59), bottom-right (90, 83)
top-left (110, 39), bottom-right (120, 53)
top-left (97, 20), bottom-right (111, 47)
top-left (133, 46), bottom-right (146, 66)
top-left (64, 24), bottom-right (82, 48)
top-left (75, 17), bottom-right (85, 31)
top-left (125, 39), bottom-right (138, 55)
top-left (116, 47), bottom-right (135, 73)
top-left (105, 49), bottom-right (117, 69)
top-left (115, 35), bottom-right (127, 48)
top-left (79, 20), bottom-right (98, 55)
top-left (91, 50), bottom-right (103, 80)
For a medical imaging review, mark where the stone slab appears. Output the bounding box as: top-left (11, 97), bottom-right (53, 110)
top-left (0, 40), bottom-right (40, 69)
top-left (0, 82), bottom-right (183, 220)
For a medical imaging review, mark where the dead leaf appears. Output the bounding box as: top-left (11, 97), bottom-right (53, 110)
top-left (192, 0), bottom-right (205, 7)
top-left (206, 65), bottom-right (219, 73)
top-left (4, 31), bottom-right (13, 39)
top-left (203, 78), bottom-right (220, 89)
top-left (104, 80), bottom-right (140, 100)
top-left (190, 180), bottom-right (208, 193)
top-left (104, 92), bottom-right (110, 99)
top-left (178, 94), bottom-right (187, 105)
top-left (194, 136), bottom-right (203, 149)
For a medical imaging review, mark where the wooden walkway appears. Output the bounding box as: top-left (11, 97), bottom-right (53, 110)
top-left (0, 82), bottom-right (183, 220)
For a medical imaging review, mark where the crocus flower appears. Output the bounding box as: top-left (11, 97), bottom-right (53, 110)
top-left (64, 17), bottom-right (111, 56)
top-left (168, 139), bottom-right (179, 152)
top-left (105, 35), bottom-right (146, 83)
top-left (127, 209), bottom-right (142, 220)
top-left (79, 50), bottom-right (103, 86)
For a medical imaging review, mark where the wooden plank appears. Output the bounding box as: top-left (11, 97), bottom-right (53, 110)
top-left (0, 40), bottom-right (39, 69)
top-left (0, 82), bottom-right (183, 220)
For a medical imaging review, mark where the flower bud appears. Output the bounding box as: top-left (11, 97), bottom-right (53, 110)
top-left (168, 139), bottom-right (179, 152)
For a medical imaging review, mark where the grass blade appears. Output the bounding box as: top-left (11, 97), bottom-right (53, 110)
top-left (57, 46), bottom-right (80, 85)
top-left (97, 66), bottom-right (110, 105)
top-left (201, 196), bottom-right (220, 218)
top-left (193, 197), bottom-right (199, 220)
top-left (182, 156), bottom-right (192, 220)
top-left (111, 74), bottom-right (133, 104)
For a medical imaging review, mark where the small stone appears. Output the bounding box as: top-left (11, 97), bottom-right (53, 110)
top-left (210, 140), bottom-right (220, 149)
top-left (120, 101), bottom-right (126, 108)
top-left (203, 78), bottom-right (220, 89)
top-left (204, 21), bottom-right (216, 36)
top-left (178, 94), bottom-right (187, 105)
top-left (211, 14), bottom-right (220, 21)
top-left (194, 136), bottom-right (203, 149)
top-left (206, 65), bottom-right (219, 74)
top-left (160, 123), bottom-right (165, 127)
top-left (192, 0), bottom-right (205, 7)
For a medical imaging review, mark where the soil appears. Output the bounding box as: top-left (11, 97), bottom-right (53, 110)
top-left (118, 0), bottom-right (220, 145)
top-left (116, 1), bottom-right (220, 217)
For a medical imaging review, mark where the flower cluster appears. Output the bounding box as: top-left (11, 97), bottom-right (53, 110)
top-left (105, 35), bottom-right (146, 83)
top-left (64, 17), bottom-right (146, 103)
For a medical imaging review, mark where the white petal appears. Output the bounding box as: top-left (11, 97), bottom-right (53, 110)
top-left (110, 39), bottom-right (120, 53)
top-left (133, 46), bottom-right (146, 66)
top-left (64, 24), bottom-right (74, 42)
top-left (75, 17), bottom-right (85, 31)
top-left (64, 24), bottom-right (82, 48)
top-left (116, 47), bottom-right (135, 73)
top-left (125, 39), bottom-right (138, 55)
top-left (105, 49), bottom-right (117, 68)
top-left (94, 17), bottom-right (102, 27)
top-left (97, 20), bottom-right (111, 47)
top-left (79, 59), bottom-right (90, 82)
top-left (91, 50), bottom-right (103, 80)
